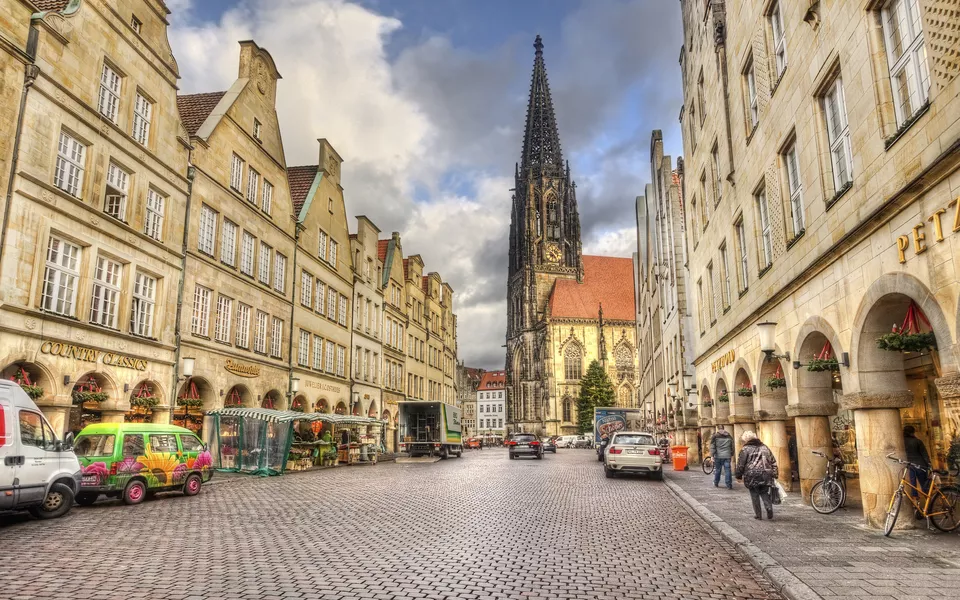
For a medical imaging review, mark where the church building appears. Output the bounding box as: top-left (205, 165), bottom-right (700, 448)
top-left (505, 37), bottom-right (638, 436)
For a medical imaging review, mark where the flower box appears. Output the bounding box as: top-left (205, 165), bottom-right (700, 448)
top-left (876, 331), bottom-right (937, 353)
top-left (131, 396), bottom-right (160, 408)
top-left (806, 358), bottom-right (839, 372)
top-left (73, 391), bottom-right (108, 405)
top-left (717, 394), bottom-right (729, 404)
top-left (766, 377), bottom-right (786, 389)
top-left (736, 387), bottom-right (753, 397)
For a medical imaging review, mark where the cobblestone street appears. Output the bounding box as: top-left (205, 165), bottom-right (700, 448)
top-left (2, 450), bottom-right (780, 600)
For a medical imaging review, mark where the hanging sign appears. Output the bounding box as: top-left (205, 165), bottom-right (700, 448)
top-left (224, 360), bottom-right (260, 378)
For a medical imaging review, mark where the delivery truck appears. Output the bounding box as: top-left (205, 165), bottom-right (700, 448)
top-left (593, 407), bottom-right (645, 447)
top-left (398, 401), bottom-right (463, 458)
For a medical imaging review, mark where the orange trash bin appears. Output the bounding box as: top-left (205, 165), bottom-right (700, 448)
top-left (671, 446), bottom-right (689, 471)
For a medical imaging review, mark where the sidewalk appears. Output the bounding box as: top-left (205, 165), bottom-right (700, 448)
top-left (665, 467), bottom-right (960, 600)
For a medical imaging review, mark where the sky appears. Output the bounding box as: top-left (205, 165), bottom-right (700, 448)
top-left (166, 0), bottom-right (685, 370)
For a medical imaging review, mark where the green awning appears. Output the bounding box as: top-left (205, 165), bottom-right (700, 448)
top-left (207, 407), bottom-right (383, 425)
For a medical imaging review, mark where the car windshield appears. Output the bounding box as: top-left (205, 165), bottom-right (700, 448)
top-left (512, 434), bottom-right (536, 442)
top-left (612, 434), bottom-right (654, 446)
top-left (74, 434), bottom-right (116, 457)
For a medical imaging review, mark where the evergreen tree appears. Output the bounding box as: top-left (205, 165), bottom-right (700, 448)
top-left (576, 360), bottom-right (615, 434)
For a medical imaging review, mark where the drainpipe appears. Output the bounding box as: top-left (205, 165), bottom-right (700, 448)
top-left (286, 223), bottom-right (302, 406)
top-left (0, 27), bottom-right (39, 283)
top-left (170, 160), bottom-right (197, 422)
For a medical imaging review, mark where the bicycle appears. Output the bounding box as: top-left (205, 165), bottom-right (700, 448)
top-left (883, 453), bottom-right (960, 536)
top-left (809, 451), bottom-right (846, 514)
top-left (702, 455), bottom-right (714, 475)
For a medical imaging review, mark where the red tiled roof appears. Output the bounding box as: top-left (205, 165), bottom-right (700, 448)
top-left (549, 255), bottom-right (636, 321)
top-left (377, 240), bottom-right (390, 262)
top-left (33, 0), bottom-right (70, 11)
top-left (177, 92), bottom-right (225, 136)
top-left (286, 165), bottom-right (318, 216)
top-left (478, 371), bottom-right (506, 390)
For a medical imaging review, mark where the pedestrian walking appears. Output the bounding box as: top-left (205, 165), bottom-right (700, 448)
top-left (903, 425), bottom-right (931, 501)
top-left (735, 431), bottom-right (779, 520)
top-left (709, 426), bottom-right (734, 489)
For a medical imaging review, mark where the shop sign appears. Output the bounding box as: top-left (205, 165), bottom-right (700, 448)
top-left (303, 380), bottom-right (341, 393)
top-left (896, 195), bottom-right (960, 264)
top-left (224, 360), bottom-right (260, 378)
top-left (40, 341), bottom-right (148, 371)
top-left (711, 349), bottom-right (736, 373)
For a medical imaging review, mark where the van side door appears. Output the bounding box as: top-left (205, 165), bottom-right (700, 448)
top-left (14, 410), bottom-right (59, 506)
top-left (0, 401), bottom-right (16, 509)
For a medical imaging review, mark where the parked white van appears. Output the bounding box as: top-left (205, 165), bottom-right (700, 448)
top-left (1, 380), bottom-right (81, 519)
top-left (555, 435), bottom-right (578, 448)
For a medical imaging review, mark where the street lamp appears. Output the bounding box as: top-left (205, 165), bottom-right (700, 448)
top-left (181, 357), bottom-right (195, 379)
top-left (667, 382), bottom-right (679, 399)
top-left (757, 322), bottom-right (790, 362)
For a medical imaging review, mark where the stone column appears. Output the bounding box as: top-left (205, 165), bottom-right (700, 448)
top-left (683, 427), bottom-right (700, 465)
top-left (842, 391), bottom-right (914, 530)
top-left (788, 402), bottom-right (834, 501)
top-left (700, 420), bottom-right (716, 460)
top-left (37, 399), bottom-right (71, 437)
top-left (756, 417), bottom-right (790, 491)
top-left (729, 416), bottom-right (757, 460)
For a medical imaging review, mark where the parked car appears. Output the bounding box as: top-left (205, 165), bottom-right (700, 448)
top-left (465, 438), bottom-right (481, 449)
top-left (72, 423), bottom-right (213, 505)
top-left (603, 431), bottom-right (663, 480)
top-left (574, 435), bottom-right (593, 449)
top-left (596, 435), bottom-right (611, 461)
top-left (541, 437), bottom-right (557, 453)
top-left (555, 435), bottom-right (577, 448)
top-left (1, 381), bottom-right (81, 520)
top-left (507, 433), bottom-right (543, 460)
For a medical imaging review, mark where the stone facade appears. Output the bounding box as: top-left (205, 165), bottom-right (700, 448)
top-left (456, 362), bottom-right (483, 436)
top-left (380, 231), bottom-right (407, 449)
top-left (349, 216), bottom-right (384, 420)
top-left (679, 0), bottom-right (960, 528)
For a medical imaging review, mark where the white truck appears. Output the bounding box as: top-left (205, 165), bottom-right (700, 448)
top-left (398, 401), bottom-right (463, 459)
top-left (1, 380), bottom-right (82, 519)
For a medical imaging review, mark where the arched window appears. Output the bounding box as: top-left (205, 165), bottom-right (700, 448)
top-left (515, 347), bottom-right (526, 380)
top-left (562, 397), bottom-right (572, 422)
top-left (546, 196), bottom-right (559, 240)
top-left (564, 344), bottom-right (582, 381)
top-left (615, 343), bottom-right (633, 380)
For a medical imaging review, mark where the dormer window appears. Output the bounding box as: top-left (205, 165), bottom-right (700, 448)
top-left (131, 15), bottom-right (142, 34)
top-left (253, 119), bottom-right (262, 142)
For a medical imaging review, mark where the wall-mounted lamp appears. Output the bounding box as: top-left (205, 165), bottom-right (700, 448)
top-left (757, 322), bottom-right (790, 362)
top-left (667, 382), bottom-right (679, 399)
top-left (63, 375), bottom-right (71, 387)
top-left (289, 378), bottom-right (300, 397)
top-left (123, 383), bottom-right (130, 393)
top-left (219, 389), bottom-right (224, 397)
top-left (181, 357), bottom-right (195, 380)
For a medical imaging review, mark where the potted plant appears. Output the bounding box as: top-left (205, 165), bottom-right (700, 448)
top-left (877, 302), bottom-right (937, 353)
top-left (702, 400), bottom-right (714, 408)
top-left (807, 341), bottom-right (840, 372)
top-left (736, 386), bottom-right (753, 397)
top-left (717, 393), bottom-right (729, 404)
top-left (130, 396), bottom-right (160, 409)
top-left (10, 367), bottom-right (44, 400)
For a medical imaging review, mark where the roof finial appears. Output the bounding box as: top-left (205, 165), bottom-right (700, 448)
top-left (534, 35), bottom-right (543, 55)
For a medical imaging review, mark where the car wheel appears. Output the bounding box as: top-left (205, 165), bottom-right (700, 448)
top-left (75, 492), bottom-right (98, 507)
top-left (604, 467), bottom-right (615, 479)
top-left (183, 473), bottom-right (202, 497)
top-left (29, 483), bottom-right (75, 519)
top-left (123, 479), bottom-right (148, 505)
top-left (509, 454), bottom-right (515, 460)
top-left (650, 469), bottom-right (663, 481)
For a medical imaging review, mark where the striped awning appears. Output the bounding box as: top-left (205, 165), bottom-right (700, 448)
top-left (207, 407), bottom-right (383, 425)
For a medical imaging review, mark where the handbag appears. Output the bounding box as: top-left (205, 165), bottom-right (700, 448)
top-left (771, 479), bottom-right (786, 505)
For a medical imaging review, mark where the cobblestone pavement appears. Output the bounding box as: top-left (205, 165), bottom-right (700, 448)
top-left (2, 450), bottom-right (781, 600)
top-left (667, 468), bottom-right (960, 600)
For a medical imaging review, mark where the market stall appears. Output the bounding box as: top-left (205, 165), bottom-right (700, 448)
top-left (206, 407), bottom-right (384, 475)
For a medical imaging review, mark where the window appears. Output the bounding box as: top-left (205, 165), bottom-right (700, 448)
top-left (327, 290), bottom-right (337, 320)
top-left (270, 317), bottom-right (283, 358)
top-left (273, 253), bottom-right (286, 293)
top-left (220, 220), bottom-right (237, 266)
top-left (74, 434), bottom-right (115, 457)
top-left (719, 243), bottom-right (731, 309)
top-left (133, 92), bottom-right (152, 145)
top-left (144, 189), bottom-right (165, 241)
top-left (564, 344), bottom-right (582, 381)
top-left (254, 311), bottom-right (268, 353)
top-left (882, 0), bottom-right (929, 127)
top-left (258, 242), bottom-right (271, 285)
top-left (755, 187), bottom-right (772, 269)
top-left (41, 236), bottom-right (81, 316)
top-left (313, 335), bottom-right (323, 370)
top-left (688, 106), bottom-right (698, 148)
top-left (130, 272), bottom-right (156, 337)
top-left (98, 62), bottom-right (121, 122)
top-left (197, 204), bottom-right (217, 256)
top-left (235, 304), bottom-right (251, 348)
top-left (700, 173), bottom-right (709, 216)
top-left (298, 330), bottom-right (310, 366)
top-left (191, 285), bottom-right (211, 336)
top-left (19, 411), bottom-right (55, 450)
top-left (711, 144), bottom-right (722, 204)
top-left (770, 1), bottom-right (787, 79)
top-left (54, 131), bottom-right (85, 197)
top-left (697, 71), bottom-right (706, 124)
top-left (823, 77), bottom-right (853, 190)
top-left (690, 198), bottom-right (700, 245)
top-left (315, 281), bottom-right (326, 314)
top-left (696, 278), bottom-right (705, 333)
top-left (90, 257), bottom-right (122, 328)
top-left (261, 180), bottom-right (273, 215)
top-left (783, 141), bottom-right (804, 235)
top-left (230, 154), bottom-right (244, 191)
top-left (180, 435), bottom-right (203, 452)
top-left (150, 434), bottom-right (178, 454)
top-left (735, 218), bottom-right (749, 291)
top-left (318, 230), bottom-right (328, 261)
top-left (240, 232), bottom-right (255, 276)
top-left (253, 119), bottom-right (262, 142)
top-left (336, 346), bottom-right (345, 377)
top-left (329, 239), bottom-right (338, 266)
top-left (706, 262), bottom-right (716, 323)
top-left (745, 57), bottom-right (758, 130)
top-left (130, 15), bottom-right (142, 34)
top-left (104, 162), bottom-right (129, 221)
top-left (121, 434), bottom-right (145, 457)
top-left (300, 271), bottom-right (312, 306)
top-left (246, 168), bottom-right (260, 204)
top-left (214, 295), bottom-right (233, 343)
top-left (320, 340), bottom-right (334, 373)
top-left (338, 295), bottom-right (347, 326)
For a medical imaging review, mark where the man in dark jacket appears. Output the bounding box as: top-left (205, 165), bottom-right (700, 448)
top-left (736, 431), bottom-right (779, 519)
top-left (903, 425), bottom-right (931, 498)
top-left (710, 426), bottom-right (735, 489)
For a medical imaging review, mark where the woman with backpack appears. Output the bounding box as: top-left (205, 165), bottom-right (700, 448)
top-left (735, 431), bottom-right (779, 520)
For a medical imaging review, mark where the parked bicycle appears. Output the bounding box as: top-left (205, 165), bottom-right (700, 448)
top-left (809, 450), bottom-right (846, 514)
top-left (702, 455), bottom-right (714, 475)
top-left (883, 453), bottom-right (960, 536)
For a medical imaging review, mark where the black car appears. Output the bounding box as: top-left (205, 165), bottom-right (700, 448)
top-left (541, 437), bottom-right (557, 453)
top-left (508, 433), bottom-right (543, 459)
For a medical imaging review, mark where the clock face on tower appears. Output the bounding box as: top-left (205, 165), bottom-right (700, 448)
top-left (544, 243), bottom-right (562, 264)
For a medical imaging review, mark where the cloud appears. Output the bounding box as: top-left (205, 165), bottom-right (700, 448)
top-left (167, 0), bottom-right (682, 370)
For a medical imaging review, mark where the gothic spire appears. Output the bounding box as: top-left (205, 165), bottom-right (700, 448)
top-left (519, 35), bottom-right (564, 177)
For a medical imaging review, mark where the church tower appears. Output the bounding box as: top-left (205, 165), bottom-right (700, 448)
top-left (506, 36), bottom-right (583, 433)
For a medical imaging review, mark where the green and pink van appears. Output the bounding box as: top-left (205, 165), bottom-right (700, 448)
top-left (72, 423), bottom-right (213, 505)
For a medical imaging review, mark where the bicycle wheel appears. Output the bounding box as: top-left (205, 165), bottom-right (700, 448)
top-left (810, 480), bottom-right (844, 514)
top-left (883, 489), bottom-right (903, 537)
top-left (930, 486), bottom-right (960, 532)
top-left (702, 457), bottom-right (714, 475)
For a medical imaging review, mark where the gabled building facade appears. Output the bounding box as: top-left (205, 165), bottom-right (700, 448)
top-left (379, 231), bottom-right (407, 448)
top-left (349, 216), bottom-right (384, 420)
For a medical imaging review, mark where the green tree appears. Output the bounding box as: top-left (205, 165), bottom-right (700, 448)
top-left (576, 360), bottom-right (615, 434)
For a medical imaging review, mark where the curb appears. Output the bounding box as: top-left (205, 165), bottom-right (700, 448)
top-left (663, 476), bottom-right (822, 600)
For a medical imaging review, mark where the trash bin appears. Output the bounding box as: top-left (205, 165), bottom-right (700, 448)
top-left (671, 446), bottom-right (689, 471)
